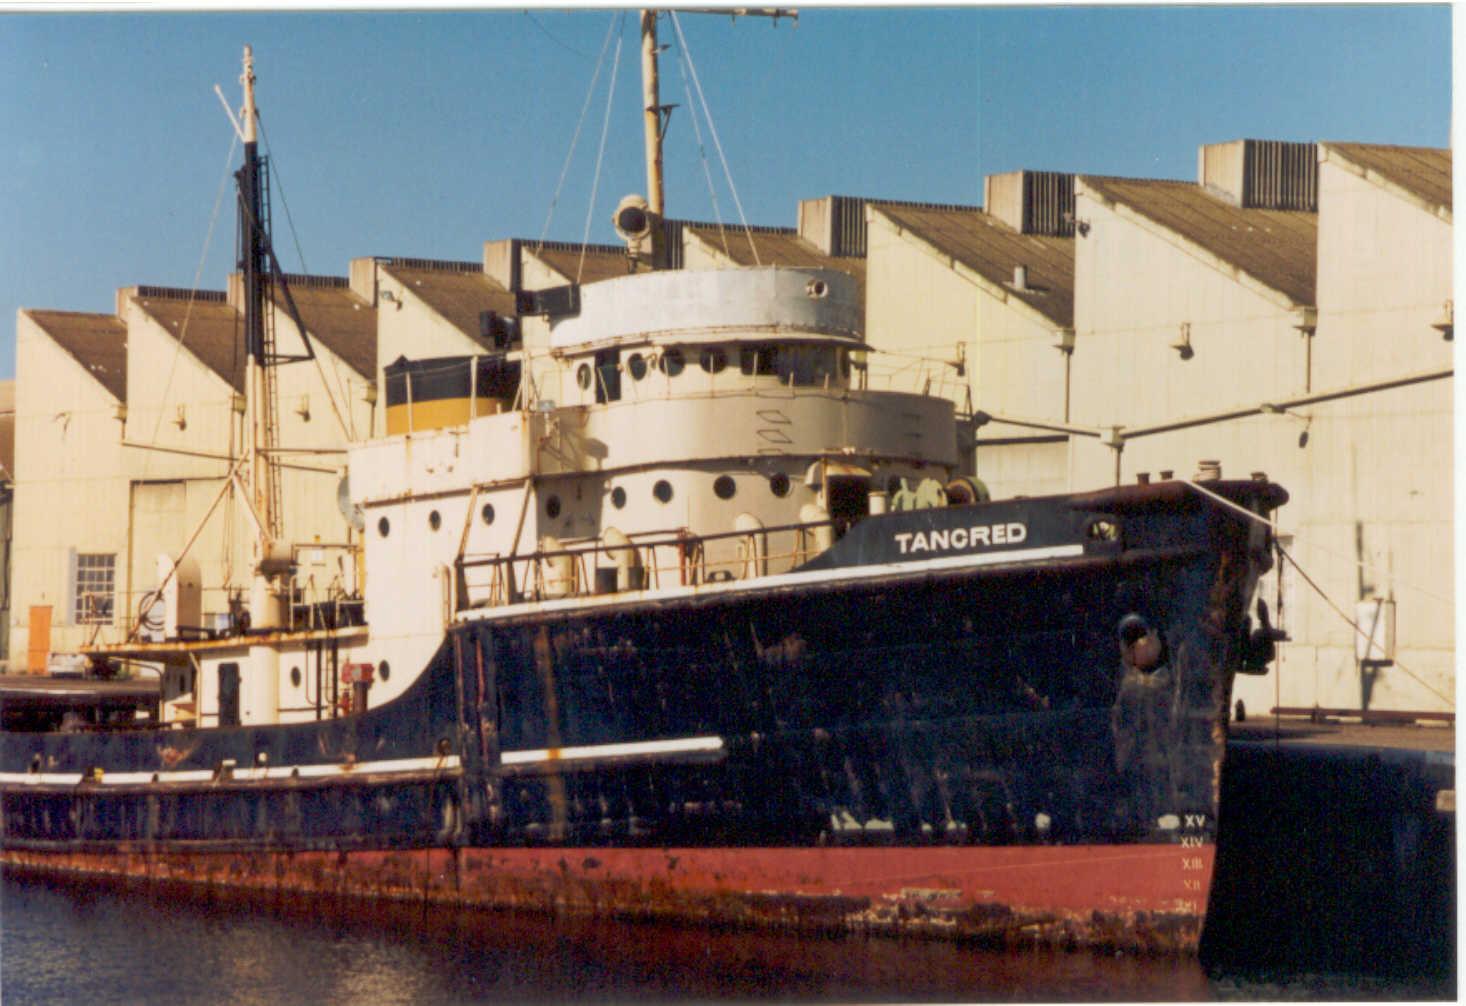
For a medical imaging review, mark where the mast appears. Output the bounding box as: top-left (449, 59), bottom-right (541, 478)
top-left (640, 12), bottom-right (665, 217)
top-left (637, 8), bottom-right (796, 223)
top-left (237, 45), bottom-right (282, 554)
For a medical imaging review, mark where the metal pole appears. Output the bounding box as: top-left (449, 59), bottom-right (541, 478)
top-left (641, 10), bottom-right (665, 216)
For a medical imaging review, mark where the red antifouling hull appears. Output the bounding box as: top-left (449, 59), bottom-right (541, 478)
top-left (2, 841), bottom-right (1214, 952)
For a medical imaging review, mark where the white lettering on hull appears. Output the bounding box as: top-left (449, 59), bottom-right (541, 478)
top-left (894, 522), bottom-right (1028, 556)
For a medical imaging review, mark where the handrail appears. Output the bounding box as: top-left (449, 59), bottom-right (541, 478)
top-left (455, 515), bottom-right (841, 609)
top-left (458, 516), bottom-right (836, 569)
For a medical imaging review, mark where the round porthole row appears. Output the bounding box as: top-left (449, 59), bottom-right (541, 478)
top-left (576, 363), bottom-right (592, 389)
top-left (611, 486), bottom-right (627, 509)
top-left (378, 661), bottom-right (391, 683)
top-left (378, 516), bottom-right (391, 537)
top-left (713, 475), bottom-right (737, 500)
top-left (659, 349), bottom-right (685, 377)
top-left (700, 348), bottom-right (727, 374)
top-left (290, 666), bottom-right (302, 688)
top-left (653, 480), bottom-right (674, 504)
top-left (428, 510), bottom-right (442, 531)
top-left (546, 495), bottom-right (562, 518)
top-left (481, 502), bottom-right (495, 525)
top-left (769, 472), bottom-right (791, 498)
top-left (627, 353), bottom-right (648, 380)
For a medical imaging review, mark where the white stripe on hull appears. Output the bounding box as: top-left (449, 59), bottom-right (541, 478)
top-left (460, 543), bottom-right (1087, 625)
top-left (0, 753), bottom-right (462, 788)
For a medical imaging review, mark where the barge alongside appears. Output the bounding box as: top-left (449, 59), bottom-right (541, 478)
top-left (1, 42), bottom-right (1286, 952)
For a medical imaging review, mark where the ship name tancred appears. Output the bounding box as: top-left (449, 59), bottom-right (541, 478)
top-left (893, 523), bottom-right (1028, 555)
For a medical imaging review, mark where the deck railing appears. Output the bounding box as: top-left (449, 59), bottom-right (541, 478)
top-left (456, 517), bottom-right (839, 609)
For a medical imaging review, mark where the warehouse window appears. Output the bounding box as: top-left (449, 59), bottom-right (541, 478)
top-left (74, 553), bottom-right (116, 625)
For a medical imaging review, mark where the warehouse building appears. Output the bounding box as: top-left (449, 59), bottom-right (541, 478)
top-left (12, 308), bottom-right (129, 669)
top-left (10, 277), bottom-right (375, 671)
top-left (865, 173), bottom-right (1076, 497)
top-left (8, 139), bottom-right (1450, 717)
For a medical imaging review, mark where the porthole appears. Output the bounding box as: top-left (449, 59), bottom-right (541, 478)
top-left (653, 480), bottom-right (674, 504)
top-left (627, 353), bottom-right (648, 380)
top-left (659, 348), bottom-right (685, 377)
top-left (700, 348), bottom-right (727, 374)
top-left (481, 502), bottom-right (495, 525)
top-left (576, 363), bottom-right (592, 390)
top-left (806, 278), bottom-right (829, 299)
top-left (611, 486), bottom-right (627, 509)
top-left (713, 475), bottom-right (737, 500)
top-left (769, 472), bottom-right (791, 498)
top-left (377, 516), bottom-right (391, 537)
top-left (290, 666), bottom-right (302, 688)
top-left (428, 510), bottom-right (442, 531)
top-left (546, 495), bottom-right (562, 519)
top-left (378, 661), bottom-right (391, 682)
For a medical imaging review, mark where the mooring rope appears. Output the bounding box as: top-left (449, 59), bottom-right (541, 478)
top-left (1182, 479), bottom-right (1453, 709)
top-left (538, 14), bottom-right (619, 255)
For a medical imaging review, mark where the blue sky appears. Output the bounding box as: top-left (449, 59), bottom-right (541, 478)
top-left (0, 6), bottom-right (1451, 381)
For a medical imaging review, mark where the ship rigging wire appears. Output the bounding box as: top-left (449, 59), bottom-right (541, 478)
top-left (256, 112), bottom-right (357, 442)
top-left (668, 10), bottom-right (761, 266)
top-left (577, 13), bottom-right (627, 283)
top-left (669, 20), bottom-right (733, 259)
top-left (524, 10), bottom-right (591, 59)
top-left (139, 131), bottom-right (239, 481)
top-left (537, 14), bottom-right (621, 255)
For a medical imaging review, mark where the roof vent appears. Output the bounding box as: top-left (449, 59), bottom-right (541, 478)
top-left (1199, 140), bottom-right (1318, 210)
top-left (983, 172), bottom-right (1075, 236)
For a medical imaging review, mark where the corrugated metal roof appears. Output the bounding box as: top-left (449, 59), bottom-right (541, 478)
top-left (380, 263), bottom-right (517, 351)
top-left (531, 245), bottom-right (645, 286)
top-left (133, 293), bottom-right (245, 393)
top-left (1079, 176), bottom-right (1317, 307)
top-left (24, 309), bottom-right (128, 401)
top-left (874, 204), bottom-right (1075, 328)
top-left (1322, 142), bottom-right (1451, 214)
top-left (271, 278), bottom-right (377, 378)
top-left (683, 226), bottom-right (868, 309)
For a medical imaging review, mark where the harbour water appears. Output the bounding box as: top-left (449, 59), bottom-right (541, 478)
top-left (0, 871), bottom-right (1450, 1003)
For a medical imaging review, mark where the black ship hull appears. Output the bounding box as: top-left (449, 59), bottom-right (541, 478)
top-left (1, 480), bottom-right (1284, 951)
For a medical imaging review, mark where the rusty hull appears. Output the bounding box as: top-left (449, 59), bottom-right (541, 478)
top-left (2, 842), bottom-right (1213, 953)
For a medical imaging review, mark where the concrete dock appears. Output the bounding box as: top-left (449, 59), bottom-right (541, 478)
top-left (1203, 716), bottom-right (1454, 982)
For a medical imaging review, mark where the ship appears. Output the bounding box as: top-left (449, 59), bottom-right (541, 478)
top-left (0, 30), bottom-right (1286, 953)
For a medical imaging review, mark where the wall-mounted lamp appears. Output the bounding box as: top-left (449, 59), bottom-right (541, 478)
top-left (1261, 402), bottom-right (1312, 447)
top-left (1170, 322), bottom-right (1194, 360)
top-left (1432, 299), bottom-right (1453, 341)
top-left (172, 404), bottom-right (187, 430)
top-left (1292, 306), bottom-right (1318, 336)
top-left (379, 289), bottom-right (403, 310)
top-left (1053, 328), bottom-right (1075, 354)
top-left (295, 394), bottom-right (311, 421)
